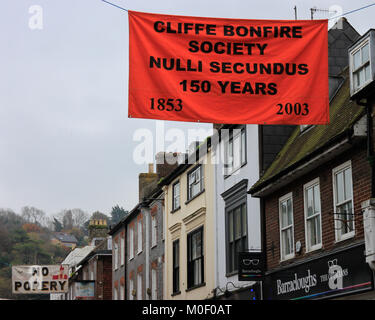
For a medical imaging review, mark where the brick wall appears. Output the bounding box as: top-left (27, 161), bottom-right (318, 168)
top-left (265, 143), bottom-right (371, 270)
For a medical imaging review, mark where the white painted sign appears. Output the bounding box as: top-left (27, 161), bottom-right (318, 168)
top-left (12, 265), bottom-right (69, 294)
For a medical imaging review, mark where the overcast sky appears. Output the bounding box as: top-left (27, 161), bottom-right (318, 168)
top-left (1, 0), bottom-right (374, 217)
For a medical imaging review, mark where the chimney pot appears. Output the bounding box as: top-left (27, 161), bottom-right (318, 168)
top-left (148, 163), bottom-right (154, 173)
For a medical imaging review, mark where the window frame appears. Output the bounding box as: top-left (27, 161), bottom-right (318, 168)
top-left (187, 165), bottom-right (204, 201)
top-left (120, 284), bottom-right (125, 300)
top-left (187, 226), bottom-right (204, 289)
top-left (114, 240), bottom-right (119, 270)
top-left (279, 192), bottom-right (295, 261)
top-left (172, 239), bottom-right (180, 294)
top-left (137, 218), bottom-right (143, 255)
top-left (172, 180), bottom-right (181, 211)
top-left (151, 215), bottom-right (157, 248)
top-left (129, 227), bottom-right (134, 260)
top-left (351, 40), bottom-right (372, 91)
top-left (225, 201), bottom-right (248, 275)
top-left (120, 235), bottom-right (125, 265)
top-left (128, 278), bottom-right (134, 300)
top-left (303, 178), bottom-right (323, 252)
top-left (224, 126), bottom-right (247, 177)
top-left (137, 273), bottom-right (142, 300)
top-left (332, 160), bottom-right (355, 242)
top-left (151, 268), bottom-right (157, 300)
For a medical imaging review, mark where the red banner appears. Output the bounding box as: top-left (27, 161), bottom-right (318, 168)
top-left (128, 11), bottom-right (329, 125)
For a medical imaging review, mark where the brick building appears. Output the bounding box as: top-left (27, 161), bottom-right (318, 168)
top-left (249, 67), bottom-right (375, 299)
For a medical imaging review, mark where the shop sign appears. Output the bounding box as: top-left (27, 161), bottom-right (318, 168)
top-left (264, 245), bottom-right (373, 300)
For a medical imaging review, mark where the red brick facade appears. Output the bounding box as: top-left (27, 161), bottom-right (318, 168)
top-left (265, 143), bottom-right (371, 270)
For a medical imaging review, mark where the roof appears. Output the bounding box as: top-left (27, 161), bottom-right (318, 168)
top-left (61, 245), bottom-right (95, 267)
top-left (249, 69), bottom-right (366, 196)
top-left (77, 249), bottom-right (112, 267)
top-left (53, 232), bottom-right (78, 243)
top-left (328, 18), bottom-right (360, 76)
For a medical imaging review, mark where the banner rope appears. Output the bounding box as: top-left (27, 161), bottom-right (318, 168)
top-left (101, 0), bottom-right (375, 20)
top-left (329, 2), bottom-right (375, 20)
top-left (102, 0), bottom-right (128, 12)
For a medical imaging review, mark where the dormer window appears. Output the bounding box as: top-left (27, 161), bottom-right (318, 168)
top-left (349, 29), bottom-right (375, 99)
top-left (352, 42), bottom-right (370, 91)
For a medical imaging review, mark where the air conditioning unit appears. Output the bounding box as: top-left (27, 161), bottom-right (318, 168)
top-left (349, 29), bottom-right (375, 100)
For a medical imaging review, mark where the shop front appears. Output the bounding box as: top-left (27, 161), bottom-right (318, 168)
top-left (263, 243), bottom-right (374, 300)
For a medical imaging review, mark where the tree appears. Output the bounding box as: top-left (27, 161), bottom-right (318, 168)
top-left (71, 208), bottom-right (89, 227)
top-left (21, 206), bottom-right (46, 225)
top-left (53, 218), bottom-right (63, 232)
top-left (62, 210), bottom-right (73, 230)
top-left (22, 223), bottom-right (42, 233)
top-left (110, 205), bottom-right (128, 225)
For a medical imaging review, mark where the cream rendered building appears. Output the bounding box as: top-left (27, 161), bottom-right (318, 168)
top-left (162, 140), bottom-right (215, 300)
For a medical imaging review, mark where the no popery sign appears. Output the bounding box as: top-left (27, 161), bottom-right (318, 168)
top-left (128, 11), bottom-right (329, 125)
top-left (12, 265), bottom-right (69, 294)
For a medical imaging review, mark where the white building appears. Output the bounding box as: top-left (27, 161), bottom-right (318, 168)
top-left (213, 123), bottom-right (294, 299)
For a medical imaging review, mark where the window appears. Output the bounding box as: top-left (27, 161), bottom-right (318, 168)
top-left (352, 42), bottom-right (371, 91)
top-left (137, 273), bottom-right (142, 300)
top-left (279, 193), bottom-right (294, 260)
top-left (188, 165), bottom-right (204, 200)
top-left (226, 203), bottom-right (247, 273)
top-left (224, 127), bottom-right (246, 176)
top-left (121, 235), bottom-right (125, 265)
top-left (173, 181), bottom-right (180, 210)
top-left (120, 284), bottom-right (125, 300)
top-left (151, 269), bottom-right (157, 300)
top-left (129, 278), bottom-right (134, 300)
top-left (172, 239), bottom-right (180, 294)
top-left (151, 216), bottom-right (157, 247)
top-left (304, 179), bottom-right (322, 252)
top-left (113, 287), bottom-right (118, 300)
top-left (114, 241), bottom-right (118, 270)
top-left (137, 219), bottom-right (143, 254)
top-left (333, 161), bottom-right (355, 241)
top-left (187, 227), bottom-right (204, 289)
top-left (129, 227), bottom-right (134, 260)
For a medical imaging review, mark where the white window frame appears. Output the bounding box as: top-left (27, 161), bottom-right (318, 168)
top-left (129, 227), bottom-right (134, 260)
top-left (137, 219), bottom-right (143, 254)
top-left (303, 178), bottom-right (323, 252)
top-left (114, 241), bottom-right (118, 270)
top-left (120, 235), bottom-right (125, 266)
top-left (188, 165), bottom-right (204, 200)
top-left (224, 127), bottom-right (247, 176)
top-left (350, 40), bottom-right (372, 92)
top-left (279, 192), bottom-right (295, 261)
top-left (332, 160), bottom-right (355, 242)
top-left (129, 278), bottom-right (134, 300)
top-left (120, 284), bottom-right (124, 300)
top-left (151, 216), bottom-right (157, 248)
top-left (151, 268), bottom-right (157, 300)
top-left (173, 181), bottom-right (180, 210)
top-left (137, 273), bottom-right (142, 300)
